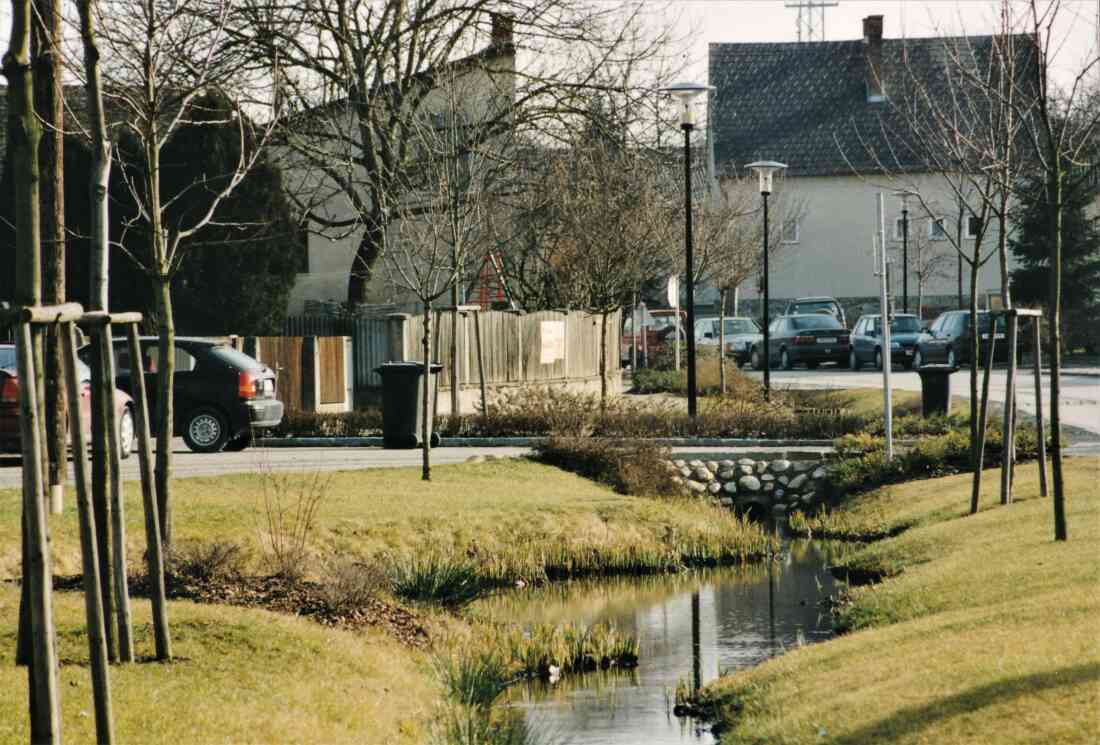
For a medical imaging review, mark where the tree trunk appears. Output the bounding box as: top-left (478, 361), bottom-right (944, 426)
top-left (599, 311), bottom-right (608, 409)
top-left (718, 288), bottom-right (727, 396)
top-left (347, 214), bottom-right (386, 304)
top-left (79, 0), bottom-right (115, 659)
top-left (968, 260), bottom-right (980, 456)
top-left (421, 306), bottom-right (432, 482)
top-left (5, 3), bottom-right (61, 734)
top-left (154, 275), bottom-right (176, 545)
top-left (34, 0), bottom-right (66, 511)
top-left (1049, 167), bottom-right (1066, 540)
top-left (450, 283), bottom-right (459, 418)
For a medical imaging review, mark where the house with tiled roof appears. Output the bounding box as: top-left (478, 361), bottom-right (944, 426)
top-left (709, 14), bottom-right (1025, 315)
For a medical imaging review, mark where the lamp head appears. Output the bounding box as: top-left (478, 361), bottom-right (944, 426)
top-left (892, 189), bottom-right (916, 209)
top-left (746, 160), bottom-right (788, 194)
top-left (660, 81), bottom-right (713, 127)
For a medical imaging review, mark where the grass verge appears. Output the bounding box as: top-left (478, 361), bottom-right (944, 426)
top-left (694, 455), bottom-right (1099, 745)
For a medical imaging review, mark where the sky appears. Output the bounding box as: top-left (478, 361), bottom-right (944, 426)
top-left (668, 0), bottom-right (1099, 91)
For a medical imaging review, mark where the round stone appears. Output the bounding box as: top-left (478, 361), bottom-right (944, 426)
top-left (760, 473), bottom-right (776, 482)
top-left (686, 480), bottom-right (707, 493)
top-left (763, 482), bottom-right (775, 492)
top-left (718, 459), bottom-right (735, 468)
top-left (737, 458), bottom-right (755, 466)
top-left (719, 497), bottom-right (734, 507)
top-left (707, 481), bottom-right (722, 494)
top-left (723, 481), bottom-right (738, 494)
top-left (777, 475), bottom-right (790, 486)
top-left (737, 475), bottom-right (761, 492)
top-left (693, 467), bottom-right (715, 482)
top-left (755, 461), bottom-right (768, 474)
top-left (705, 460), bottom-right (720, 473)
top-left (688, 460), bottom-right (704, 469)
top-left (673, 459), bottom-right (687, 468)
top-left (718, 468), bottom-right (737, 480)
top-left (788, 473), bottom-right (809, 490)
top-left (812, 467), bottom-right (828, 480)
top-left (680, 466), bottom-right (693, 478)
top-left (770, 459), bottom-right (791, 473)
top-left (738, 464), bottom-right (754, 476)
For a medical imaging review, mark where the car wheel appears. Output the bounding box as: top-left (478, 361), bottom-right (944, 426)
top-left (849, 349), bottom-right (860, 371)
top-left (780, 349), bottom-right (792, 370)
top-left (874, 348), bottom-right (883, 371)
top-left (118, 406), bottom-right (135, 460)
top-left (914, 349), bottom-right (924, 369)
top-left (182, 407), bottom-right (230, 453)
top-left (750, 348), bottom-right (761, 371)
top-left (947, 348), bottom-right (957, 369)
top-left (224, 432), bottom-right (252, 452)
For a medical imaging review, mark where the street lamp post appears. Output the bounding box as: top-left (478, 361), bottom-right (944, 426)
top-left (661, 82), bottom-right (713, 419)
top-left (747, 160), bottom-right (788, 402)
top-left (893, 190), bottom-right (915, 314)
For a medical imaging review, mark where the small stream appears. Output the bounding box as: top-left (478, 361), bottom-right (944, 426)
top-left (470, 539), bottom-right (852, 744)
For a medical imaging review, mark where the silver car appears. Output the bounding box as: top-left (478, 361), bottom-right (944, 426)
top-left (694, 317), bottom-right (762, 364)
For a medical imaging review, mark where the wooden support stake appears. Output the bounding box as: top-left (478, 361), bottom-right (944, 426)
top-left (1032, 320), bottom-right (1048, 497)
top-left (970, 333), bottom-right (997, 515)
top-left (126, 323), bottom-right (172, 660)
top-left (432, 313), bottom-right (442, 420)
top-left (16, 321), bottom-right (61, 741)
top-left (473, 310), bottom-right (488, 415)
top-left (96, 325), bottom-right (134, 661)
top-left (62, 322), bottom-right (115, 743)
top-left (1001, 314), bottom-right (1019, 505)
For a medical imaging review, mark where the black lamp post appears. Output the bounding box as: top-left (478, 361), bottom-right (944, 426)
top-left (893, 190), bottom-right (915, 314)
top-left (662, 82), bottom-right (713, 419)
top-left (747, 160), bottom-right (787, 402)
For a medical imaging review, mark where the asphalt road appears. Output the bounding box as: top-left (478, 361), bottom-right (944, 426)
top-left (741, 365), bottom-right (1100, 438)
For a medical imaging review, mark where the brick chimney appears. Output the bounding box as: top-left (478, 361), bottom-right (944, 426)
top-left (491, 13), bottom-right (514, 48)
top-left (863, 14), bottom-right (885, 102)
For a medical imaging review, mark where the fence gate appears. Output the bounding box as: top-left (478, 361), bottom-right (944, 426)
top-left (258, 336), bottom-right (304, 411)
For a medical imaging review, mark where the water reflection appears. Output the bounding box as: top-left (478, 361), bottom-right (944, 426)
top-left (471, 541), bottom-right (849, 745)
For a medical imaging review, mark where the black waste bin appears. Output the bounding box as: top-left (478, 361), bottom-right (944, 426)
top-left (375, 361), bottom-right (443, 448)
top-left (917, 364), bottom-right (956, 417)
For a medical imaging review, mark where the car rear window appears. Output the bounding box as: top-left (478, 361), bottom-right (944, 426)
top-left (724, 319), bottom-right (759, 334)
top-left (790, 316), bottom-right (842, 330)
top-left (0, 347), bottom-right (15, 369)
top-left (791, 301), bottom-right (838, 316)
top-left (208, 346), bottom-right (264, 371)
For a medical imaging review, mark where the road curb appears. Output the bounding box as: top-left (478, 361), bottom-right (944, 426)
top-left (256, 436), bottom-right (838, 449)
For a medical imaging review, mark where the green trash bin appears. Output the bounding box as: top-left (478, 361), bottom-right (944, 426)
top-left (917, 364), bottom-right (956, 417)
top-left (375, 361), bottom-right (443, 449)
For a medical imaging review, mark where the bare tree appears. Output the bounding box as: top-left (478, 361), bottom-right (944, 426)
top-left (897, 226), bottom-right (954, 318)
top-left (383, 76), bottom-right (505, 480)
top-left (83, 0), bottom-right (274, 544)
top-left (233, 0), bottom-right (682, 305)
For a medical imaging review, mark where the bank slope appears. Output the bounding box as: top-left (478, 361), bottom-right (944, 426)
top-left (697, 456), bottom-right (1100, 745)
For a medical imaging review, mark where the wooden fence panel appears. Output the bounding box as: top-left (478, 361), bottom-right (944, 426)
top-left (318, 337), bottom-right (345, 404)
top-left (523, 311), bottom-right (568, 382)
top-left (258, 336), bottom-right (303, 411)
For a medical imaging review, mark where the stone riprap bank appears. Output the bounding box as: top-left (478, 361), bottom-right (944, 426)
top-left (667, 457), bottom-right (828, 515)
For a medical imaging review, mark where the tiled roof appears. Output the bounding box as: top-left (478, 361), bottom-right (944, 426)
top-left (709, 34), bottom-right (1033, 178)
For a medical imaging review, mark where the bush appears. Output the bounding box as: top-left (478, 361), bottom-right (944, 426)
top-left (256, 469), bottom-right (331, 582)
top-left (271, 408), bottom-right (383, 437)
top-left (631, 353), bottom-right (762, 399)
top-left (318, 557), bottom-right (386, 612)
top-left (532, 436), bottom-right (680, 497)
top-left (165, 540), bottom-right (246, 582)
top-left (826, 423), bottom-right (1040, 498)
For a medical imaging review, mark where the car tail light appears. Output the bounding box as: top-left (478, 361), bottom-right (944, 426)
top-left (0, 376), bottom-right (18, 404)
top-left (793, 335), bottom-right (816, 345)
top-left (238, 371), bottom-right (257, 399)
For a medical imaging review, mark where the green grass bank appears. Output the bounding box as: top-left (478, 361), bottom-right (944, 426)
top-left (694, 455), bottom-right (1099, 744)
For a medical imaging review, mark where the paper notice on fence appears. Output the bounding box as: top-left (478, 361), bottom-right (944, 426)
top-left (540, 321), bottom-right (565, 364)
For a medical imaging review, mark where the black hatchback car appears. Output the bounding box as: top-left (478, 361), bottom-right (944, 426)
top-left (750, 314), bottom-right (850, 370)
top-left (850, 313), bottom-right (923, 370)
top-left (914, 311), bottom-right (1007, 369)
top-left (80, 337), bottom-right (283, 453)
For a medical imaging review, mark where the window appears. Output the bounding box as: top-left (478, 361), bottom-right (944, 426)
top-left (929, 217), bottom-right (947, 240)
top-left (782, 218), bottom-right (799, 244)
top-left (790, 315), bottom-right (842, 330)
top-left (966, 216), bottom-right (982, 239)
top-left (894, 216), bottom-right (909, 241)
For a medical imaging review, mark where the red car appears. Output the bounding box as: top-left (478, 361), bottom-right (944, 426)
top-left (0, 344), bottom-right (135, 459)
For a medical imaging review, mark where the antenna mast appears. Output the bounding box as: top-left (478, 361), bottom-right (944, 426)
top-left (784, 0), bottom-right (839, 42)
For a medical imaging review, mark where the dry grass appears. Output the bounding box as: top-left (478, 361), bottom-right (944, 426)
top-left (697, 456), bottom-right (1100, 745)
top-left (0, 586), bottom-right (435, 744)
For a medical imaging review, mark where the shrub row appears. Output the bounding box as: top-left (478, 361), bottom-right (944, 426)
top-left (531, 436), bottom-right (681, 497)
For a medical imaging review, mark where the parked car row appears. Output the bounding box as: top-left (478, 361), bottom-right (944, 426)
top-left (0, 337), bottom-right (283, 457)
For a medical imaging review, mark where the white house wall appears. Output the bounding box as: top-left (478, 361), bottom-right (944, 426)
top-left (730, 172), bottom-right (1012, 301)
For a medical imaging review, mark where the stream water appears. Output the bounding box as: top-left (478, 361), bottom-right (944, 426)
top-left (470, 539), bottom-right (851, 744)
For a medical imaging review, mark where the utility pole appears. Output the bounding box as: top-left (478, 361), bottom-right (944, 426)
top-left (876, 193), bottom-right (894, 462)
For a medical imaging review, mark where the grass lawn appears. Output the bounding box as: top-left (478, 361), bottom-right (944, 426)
top-left (696, 455), bottom-right (1100, 745)
top-left (0, 587), bottom-right (435, 743)
top-left (0, 458), bottom-right (771, 743)
top-left (0, 459), bottom-right (770, 581)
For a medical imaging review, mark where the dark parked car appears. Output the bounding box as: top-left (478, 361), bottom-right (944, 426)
top-left (782, 296), bottom-right (847, 328)
top-left (850, 313), bottom-right (922, 370)
top-left (79, 337), bottom-right (283, 453)
top-left (750, 314), bottom-right (851, 370)
top-left (914, 311), bottom-right (1007, 369)
top-left (0, 344), bottom-right (135, 458)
